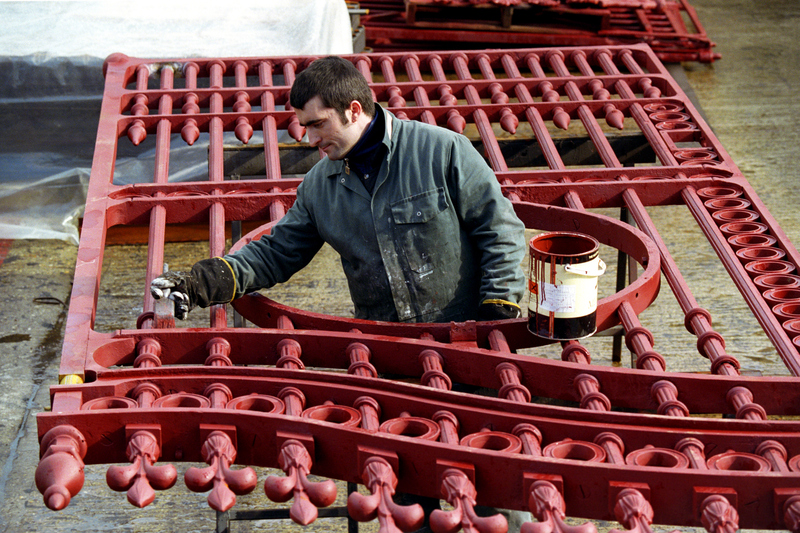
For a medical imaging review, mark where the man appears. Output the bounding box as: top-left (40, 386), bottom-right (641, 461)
top-left (151, 55), bottom-right (526, 324)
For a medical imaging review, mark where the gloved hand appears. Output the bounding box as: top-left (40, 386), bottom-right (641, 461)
top-left (150, 270), bottom-right (192, 319)
top-left (150, 257), bottom-right (236, 320)
top-left (478, 299), bottom-right (521, 321)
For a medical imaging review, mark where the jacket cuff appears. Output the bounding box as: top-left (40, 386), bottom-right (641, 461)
top-left (478, 299), bottom-right (522, 320)
top-left (481, 298), bottom-right (520, 308)
top-left (190, 257), bottom-right (237, 307)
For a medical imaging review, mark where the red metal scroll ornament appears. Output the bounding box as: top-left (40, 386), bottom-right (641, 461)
top-left (610, 489), bottom-right (668, 533)
top-left (700, 495), bottom-right (739, 533)
top-left (106, 430), bottom-right (177, 508)
top-left (523, 481), bottom-right (596, 533)
top-left (432, 469), bottom-right (507, 533)
top-left (265, 439), bottom-right (338, 525)
top-left (185, 430), bottom-right (258, 511)
top-left (348, 456), bottom-right (425, 531)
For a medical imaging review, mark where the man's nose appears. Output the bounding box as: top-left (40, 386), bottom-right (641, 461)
top-left (307, 129), bottom-right (320, 146)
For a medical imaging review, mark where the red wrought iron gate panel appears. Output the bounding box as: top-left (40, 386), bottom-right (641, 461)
top-left (359, 0), bottom-right (719, 63)
top-left (36, 45), bottom-right (800, 532)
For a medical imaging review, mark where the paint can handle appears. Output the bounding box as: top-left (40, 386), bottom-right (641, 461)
top-left (564, 259), bottom-right (606, 277)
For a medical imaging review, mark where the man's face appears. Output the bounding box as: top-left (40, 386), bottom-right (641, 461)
top-left (295, 95), bottom-right (363, 161)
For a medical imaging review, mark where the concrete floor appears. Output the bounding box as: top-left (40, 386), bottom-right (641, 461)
top-left (1, 0), bottom-right (800, 531)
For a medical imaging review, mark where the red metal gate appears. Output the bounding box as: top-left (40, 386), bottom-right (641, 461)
top-left (36, 45), bottom-right (800, 532)
top-left (359, 0), bottom-right (719, 63)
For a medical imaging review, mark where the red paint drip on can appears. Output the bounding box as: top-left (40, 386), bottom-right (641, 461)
top-left (528, 232), bottom-right (606, 340)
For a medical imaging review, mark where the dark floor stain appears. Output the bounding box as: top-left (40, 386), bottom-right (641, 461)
top-left (0, 334), bottom-right (31, 343)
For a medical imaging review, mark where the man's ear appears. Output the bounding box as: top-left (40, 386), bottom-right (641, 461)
top-left (348, 100), bottom-right (363, 123)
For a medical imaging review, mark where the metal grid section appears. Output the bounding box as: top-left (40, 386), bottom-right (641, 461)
top-left (359, 0), bottom-right (719, 63)
top-left (37, 45), bottom-right (800, 532)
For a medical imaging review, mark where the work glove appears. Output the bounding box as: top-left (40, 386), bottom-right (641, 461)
top-left (150, 257), bottom-right (236, 320)
top-left (478, 299), bottom-right (521, 321)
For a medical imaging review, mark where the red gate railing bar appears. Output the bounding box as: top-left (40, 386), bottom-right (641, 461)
top-left (36, 45), bottom-right (800, 533)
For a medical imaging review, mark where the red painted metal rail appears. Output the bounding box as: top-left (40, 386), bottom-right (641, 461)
top-left (37, 45), bottom-right (800, 532)
top-left (359, 0), bottom-right (719, 63)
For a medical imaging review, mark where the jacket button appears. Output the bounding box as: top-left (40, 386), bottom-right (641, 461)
top-left (416, 211), bottom-right (422, 217)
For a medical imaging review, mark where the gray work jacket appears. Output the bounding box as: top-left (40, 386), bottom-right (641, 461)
top-left (225, 106), bottom-right (526, 323)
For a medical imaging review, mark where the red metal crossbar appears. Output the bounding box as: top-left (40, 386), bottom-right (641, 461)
top-left (37, 45), bottom-right (800, 532)
top-left (359, 0), bottom-right (719, 63)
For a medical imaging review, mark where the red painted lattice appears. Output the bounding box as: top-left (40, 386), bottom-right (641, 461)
top-left (37, 45), bottom-right (800, 532)
top-left (359, 0), bottom-right (719, 63)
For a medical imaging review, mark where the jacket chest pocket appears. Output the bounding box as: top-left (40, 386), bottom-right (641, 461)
top-left (391, 187), bottom-right (448, 224)
top-left (390, 188), bottom-right (451, 272)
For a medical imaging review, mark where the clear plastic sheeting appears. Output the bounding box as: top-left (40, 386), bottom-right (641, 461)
top-left (0, 0), bottom-right (353, 243)
top-left (0, 166), bottom-right (89, 244)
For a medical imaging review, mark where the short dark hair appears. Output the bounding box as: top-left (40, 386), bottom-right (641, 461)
top-left (290, 56), bottom-right (375, 123)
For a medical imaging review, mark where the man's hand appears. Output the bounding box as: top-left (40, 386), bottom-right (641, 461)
top-left (150, 257), bottom-right (237, 320)
top-left (478, 299), bottom-right (521, 321)
top-left (151, 271), bottom-right (193, 319)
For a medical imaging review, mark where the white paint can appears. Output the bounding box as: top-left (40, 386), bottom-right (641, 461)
top-left (528, 232), bottom-right (606, 340)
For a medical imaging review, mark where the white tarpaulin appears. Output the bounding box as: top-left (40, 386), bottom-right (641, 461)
top-left (0, 0), bottom-right (353, 59)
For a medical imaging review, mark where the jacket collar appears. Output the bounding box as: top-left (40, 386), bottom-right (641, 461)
top-left (318, 104), bottom-right (394, 181)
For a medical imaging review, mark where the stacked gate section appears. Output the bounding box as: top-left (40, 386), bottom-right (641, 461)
top-left (360, 0), bottom-right (719, 63)
top-left (36, 46), bottom-right (800, 532)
